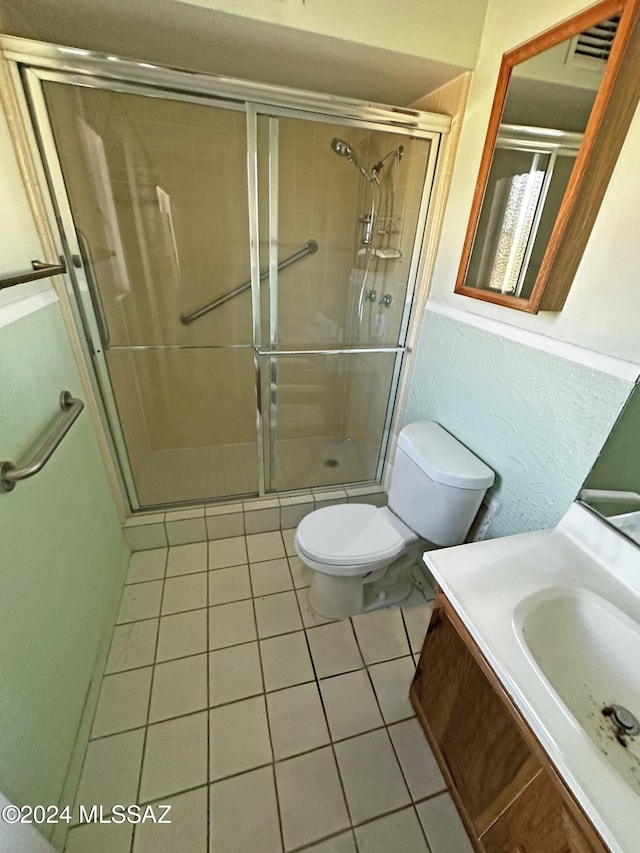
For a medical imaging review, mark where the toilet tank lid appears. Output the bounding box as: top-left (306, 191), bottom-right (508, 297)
top-left (398, 422), bottom-right (495, 489)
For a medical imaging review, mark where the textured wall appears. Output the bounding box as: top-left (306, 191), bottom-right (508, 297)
top-left (403, 310), bottom-right (634, 537)
top-left (0, 301), bottom-right (129, 839)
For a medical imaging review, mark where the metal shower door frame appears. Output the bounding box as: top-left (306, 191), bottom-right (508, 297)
top-left (246, 102), bottom-right (442, 492)
top-left (6, 37), bottom-right (445, 510)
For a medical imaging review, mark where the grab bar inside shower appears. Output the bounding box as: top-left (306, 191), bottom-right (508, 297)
top-left (180, 239), bottom-right (318, 325)
top-left (0, 391), bottom-right (84, 493)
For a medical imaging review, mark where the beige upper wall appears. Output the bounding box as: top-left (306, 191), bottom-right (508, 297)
top-left (425, 0), bottom-right (640, 364)
top-left (181, 0), bottom-right (488, 67)
top-left (0, 0), bottom-right (475, 105)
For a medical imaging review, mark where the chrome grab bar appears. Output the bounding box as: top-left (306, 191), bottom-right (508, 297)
top-left (180, 239), bottom-right (318, 325)
top-left (0, 259), bottom-right (67, 291)
top-left (0, 392), bottom-right (84, 493)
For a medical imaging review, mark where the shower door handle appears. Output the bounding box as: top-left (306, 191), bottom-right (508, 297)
top-left (77, 230), bottom-right (110, 347)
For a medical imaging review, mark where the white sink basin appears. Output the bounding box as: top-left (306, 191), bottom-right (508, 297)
top-left (514, 586), bottom-right (640, 795)
top-left (423, 501), bottom-right (640, 853)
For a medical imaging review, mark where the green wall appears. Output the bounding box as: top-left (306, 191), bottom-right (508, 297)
top-left (404, 310), bottom-right (634, 537)
top-left (0, 300), bottom-right (129, 843)
top-left (585, 381), bottom-right (640, 494)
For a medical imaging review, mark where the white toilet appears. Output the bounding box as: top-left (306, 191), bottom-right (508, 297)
top-left (295, 421), bottom-right (495, 619)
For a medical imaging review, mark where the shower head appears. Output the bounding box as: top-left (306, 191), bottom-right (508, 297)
top-left (371, 144), bottom-right (405, 178)
top-left (330, 137), bottom-right (374, 182)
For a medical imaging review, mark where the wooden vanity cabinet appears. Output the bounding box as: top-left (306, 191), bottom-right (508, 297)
top-left (410, 595), bottom-right (609, 853)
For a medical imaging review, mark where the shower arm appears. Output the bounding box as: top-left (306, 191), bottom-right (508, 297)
top-left (180, 239), bottom-right (318, 325)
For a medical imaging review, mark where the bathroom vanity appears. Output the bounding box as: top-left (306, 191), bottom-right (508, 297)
top-left (411, 594), bottom-right (607, 852)
top-left (410, 502), bottom-right (640, 853)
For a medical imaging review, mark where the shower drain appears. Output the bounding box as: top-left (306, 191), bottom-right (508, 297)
top-left (323, 458), bottom-right (339, 468)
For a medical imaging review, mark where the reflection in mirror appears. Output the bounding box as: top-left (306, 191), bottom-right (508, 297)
top-left (455, 0), bottom-right (640, 313)
top-left (580, 382), bottom-right (640, 546)
top-left (467, 126), bottom-right (581, 299)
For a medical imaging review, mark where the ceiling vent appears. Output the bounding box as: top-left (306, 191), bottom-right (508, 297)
top-left (566, 15), bottom-right (620, 70)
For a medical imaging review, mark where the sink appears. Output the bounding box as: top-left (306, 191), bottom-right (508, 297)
top-left (514, 587), bottom-right (640, 796)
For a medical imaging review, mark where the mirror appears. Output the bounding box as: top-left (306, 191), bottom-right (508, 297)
top-left (455, 0), bottom-right (640, 313)
top-left (580, 382), bottom-right (640, 546)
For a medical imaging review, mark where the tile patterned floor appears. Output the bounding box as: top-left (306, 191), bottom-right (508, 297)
top-left (64, 530), bottom-right (474, 853)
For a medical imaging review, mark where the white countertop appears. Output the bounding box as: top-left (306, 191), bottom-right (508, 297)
top-left (422, 502), bottom-right (640, 853)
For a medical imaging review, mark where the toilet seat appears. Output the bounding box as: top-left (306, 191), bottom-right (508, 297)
top-left (295, 504), bottom-right (412, 577)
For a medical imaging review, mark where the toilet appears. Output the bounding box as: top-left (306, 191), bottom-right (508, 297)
top-left (295, 421), bottom-right (495, 619)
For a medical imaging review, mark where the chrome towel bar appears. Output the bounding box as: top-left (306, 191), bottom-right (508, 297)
top-left (1, 391), bottom-right (84, 493)
top-left (180, 239), bottom-right (318, 325)
top-left (0, 259), bottom-right (67, 290)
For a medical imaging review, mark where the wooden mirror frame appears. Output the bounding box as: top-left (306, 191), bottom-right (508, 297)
top-left (454, 0), bottom-right (640, 313)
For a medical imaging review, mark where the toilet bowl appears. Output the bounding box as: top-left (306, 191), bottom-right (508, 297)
top-left (296, 504), bottom-right (419, 618)
top-left (295, 422), bottom-right (495, 619)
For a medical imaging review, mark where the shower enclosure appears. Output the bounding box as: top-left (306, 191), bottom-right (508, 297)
top-left (9, 39), bottom-right (445, 510)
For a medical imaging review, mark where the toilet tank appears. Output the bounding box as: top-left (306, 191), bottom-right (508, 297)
top-left (388, 422), bottom-right (495, 546)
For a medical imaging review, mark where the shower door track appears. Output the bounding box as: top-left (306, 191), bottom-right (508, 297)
top-left (6, 37), bottom-right (446, 511)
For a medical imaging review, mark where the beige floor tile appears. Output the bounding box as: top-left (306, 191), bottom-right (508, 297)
top-left (156, 609), bottom-right (207, 662)
top-left (319, 670), bottom-right (383, 741)
top-left (166, 542), bottom-right (208, 577)
top-left (91, 668), bottom-right (152, 737)
top-left (260, 631), bottom-right (314, 691)
top-left (133, 786), bottom-right (207, 853)
top-left (388, 719), bottom-right (446, 800)
top-left (161, 572), bottom-right (207, 615)
top-left (209, 767), bottom-right (281, 853)
top-left (276, 747), bottom-right (349, 851)
top-left (267, 683), bottom-right (330, 759)
top-left (208, 564), bottom-right (251, 605)
top-left (306, 621), bottom-right (363, 678)
top-left (303, 832), bottom-right (357, 852)
top-left (416, 793), bottom-right (475, 853)
top-left (74, 729), bottom-right (144, 817)
top-left (149, 654), bottom-right (208, 722)
top-left (106, 619), bottom-right (158, 674)
top-left (255, 590), bottom-right (303, 638)
top-left (368, 657), bottom-right (416, 723)
top-left (247, 531), bottom-right (286, 563)
top-left (117, 580), bottom-right (163, 624)
top-left (281, 527), bottom-right (297, 556)
top-left (354, 807), bottom-right (429, 852)
top-left (209, 642), bottom-right (263, 706)
top-left (401, 602), bottom-right (434, 655)
top-left (334, 729), bottom-right (410, 824)
top-left (249, 557), bottom-right (293, 596)
top-left (288, 556), bottom-right (313, 589)
top-left (127, 549), bottom-right (167, 584)
top-left (208, 536), bottom-right (248, 570)
top-left (210, 696), bottom-right (272, 780)
top-left (209, 600), bottom-right (257, 649)
top-left (352, 608), bottom-right (410, 664)
top-left (139, 712), bottom-right (207, 802)
top-left (66, 822), bottom-right (133, 853)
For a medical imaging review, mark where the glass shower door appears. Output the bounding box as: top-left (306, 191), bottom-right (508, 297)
top-left (255, 111), bottom-right (434, 493)
top-left (41, 81), bottom-right (258, 507)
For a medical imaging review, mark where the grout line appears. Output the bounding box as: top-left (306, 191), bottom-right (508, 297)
top-left (87, 529), bottom-right (438, 853)
top-left (299, 610), bottom-right (355, 847)
top-left (130, 546), bottom-right (169, 853)
top-left (245, 535), bottom-right (286, 853)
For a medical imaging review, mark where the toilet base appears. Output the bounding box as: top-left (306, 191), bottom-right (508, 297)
top-left (307, 551), bottom-right (418, 620)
